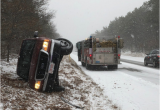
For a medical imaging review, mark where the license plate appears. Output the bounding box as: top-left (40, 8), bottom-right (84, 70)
top-left (48, 62), bottom-right (55, 74)
top-left (96, 61), bottom-right (100, 63)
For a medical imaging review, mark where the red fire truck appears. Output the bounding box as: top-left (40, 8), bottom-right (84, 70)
top-left (76, 35), bottom-right (124, 69)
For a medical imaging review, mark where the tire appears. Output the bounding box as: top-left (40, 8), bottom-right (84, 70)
top-left (108, 65), bottom-right (117, 70)
top-left (56, 38), bottom-right (73, 55)
top-left (86, 63), bottom-right (90, 69)
top-left (153, 60), bottom-right (157, 68)
top-left (144, 59), bottom-right (148, 66)
top-left (85, 58), bottom-right (89, 69)
top-left (114, 65), bottom-right (118, 69)
top-left (81, 62), bottom-right (83, 66)
top-left (108, 65), bottom-right (112, 70)
top-left (81, 62), bottom-right (85, 67)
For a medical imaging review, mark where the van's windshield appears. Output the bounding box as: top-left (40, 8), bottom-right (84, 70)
top-left (17, 40), bottom-right (36, 80)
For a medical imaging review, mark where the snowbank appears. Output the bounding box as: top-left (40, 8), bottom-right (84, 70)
top-left (1, 56), bottom-right (120, 110)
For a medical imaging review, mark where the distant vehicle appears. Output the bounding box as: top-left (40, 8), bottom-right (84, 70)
top-left (144, 49), bottom-right (159, 67)
top-left (16, 32), bottom-right (73, 92)
top-left (76, 35), bottom-right (124, 70)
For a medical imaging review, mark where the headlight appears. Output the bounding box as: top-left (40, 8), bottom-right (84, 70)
top-left (35, 81), bottom-right (41, 89)
top-left (42, 40), bottom-right (49, 51)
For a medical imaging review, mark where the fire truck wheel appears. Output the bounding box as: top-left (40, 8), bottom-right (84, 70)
top-left (107, 65), bottom-right (112, 70)
top-left (86, 63), bottom-right (89, 69)
top-left (81, 62), bottom-right (85, 66)
top-left (108, 65), bottom-right (118, 69)
top-left (56, 38), bottom-right (73, 55)
top-left (114, 65), bottom-right (118, 69)
top-left (85, 59), bottom-right (90, 69)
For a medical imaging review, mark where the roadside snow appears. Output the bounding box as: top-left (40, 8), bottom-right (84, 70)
top-left (122, 51), bottom-right (146, 57)
top-left (70, 52), bottom-right (159, 110)
top-left (121, 51), bottom-right (145, 63)
top-left (1, 56), bottom-right (120, 110)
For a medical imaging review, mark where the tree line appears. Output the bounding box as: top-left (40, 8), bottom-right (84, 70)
top-left (1, 0), bottom-right (60, 61)
top-left (94, 0), bottom-right (159, 53)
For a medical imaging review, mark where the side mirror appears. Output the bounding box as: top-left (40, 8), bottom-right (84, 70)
top-left (118, 38), bottom-right (124, 49)
top-left (34, 31), bottom-right (38, 37)
top-left (76, 43), bottom-right (81, 49)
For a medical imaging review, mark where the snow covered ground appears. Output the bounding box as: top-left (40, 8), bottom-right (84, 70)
top-left (121, 51), bottom-right (145, 63)
top-left (1, 52), bottom-right (159, 110)
top-left (0, 56), bottom-right (120, 110)
top-left (121, 52), bottom-right (159, 84)
top-left (70, 52), bottom-right (160, 110)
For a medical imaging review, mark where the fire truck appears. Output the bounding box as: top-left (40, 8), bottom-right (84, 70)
top-left (76, 35), bottom-right (124, 69)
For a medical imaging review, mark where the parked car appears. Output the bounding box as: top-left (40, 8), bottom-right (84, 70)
top-left (144, 49), bottom-right (159, 67)
top-left (16, 32), bottom-right (73, 92)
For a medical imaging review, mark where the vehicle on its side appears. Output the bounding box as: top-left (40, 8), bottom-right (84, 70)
top-left (144, 49), bottom-right (159, 67)
top-left (16, 32), bottom-right (73, 92)
top-left (76, 35), bottom-right (124, 70)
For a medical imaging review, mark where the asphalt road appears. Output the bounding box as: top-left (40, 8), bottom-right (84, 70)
top-left (120, 59), bottom-right (159, 85)
top-left (121, 59), bottom-right (159, 69)
top-left (121, 59), bottom-right (143, 66)
top-left (72, 52), bottom-right (159, 85)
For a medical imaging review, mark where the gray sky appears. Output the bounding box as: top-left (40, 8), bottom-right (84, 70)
top-left (48, 0), bottom-right (149, 45)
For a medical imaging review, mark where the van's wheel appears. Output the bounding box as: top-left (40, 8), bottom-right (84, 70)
top-left (56, 38), bottom-right (73, 55)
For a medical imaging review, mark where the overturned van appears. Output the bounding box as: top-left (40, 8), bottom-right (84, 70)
top-left (17, 33), bottom-right (73, 92)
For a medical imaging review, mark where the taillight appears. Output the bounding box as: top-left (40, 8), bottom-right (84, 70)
top-left (157, 55), bottom-right (160, 57)
top-left (89, 54), bottom-right (92, 57)
top-left (118, 54), bottom-right (120, 59)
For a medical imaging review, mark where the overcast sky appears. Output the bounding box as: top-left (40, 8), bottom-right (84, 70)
top-left (48, 0), bottom-right (149, 46)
